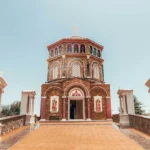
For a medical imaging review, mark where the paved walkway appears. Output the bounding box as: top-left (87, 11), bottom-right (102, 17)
top-left (9, 122), bottom-right (144, 150)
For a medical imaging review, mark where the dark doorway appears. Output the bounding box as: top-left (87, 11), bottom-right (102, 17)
top-left (70, 100), bottom-right (76, 119)
top-left (70, 100), bottom-right (83, 119)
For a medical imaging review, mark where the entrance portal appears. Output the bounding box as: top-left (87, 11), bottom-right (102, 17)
top-left (70, 100), bottom-right (83, 119)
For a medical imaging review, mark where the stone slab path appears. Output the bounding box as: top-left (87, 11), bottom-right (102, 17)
top-left (8, 122), bottom-right (145, 150)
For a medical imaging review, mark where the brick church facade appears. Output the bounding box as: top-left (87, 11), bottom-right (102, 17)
top-left (40, 36), bottom-right (111, 121)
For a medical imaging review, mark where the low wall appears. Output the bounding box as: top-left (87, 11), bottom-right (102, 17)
top-left (112, 114), bottom-right (120, 123)
top-left (0, 115), bottom-right (26, 135)
top-left (129, 114), bottom-right (150, 135)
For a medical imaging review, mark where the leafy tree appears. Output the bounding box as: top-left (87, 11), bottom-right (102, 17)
top-left (1, 101), bottom-right (21, 117)
top-left (134, 95), bottom-right (145, 115)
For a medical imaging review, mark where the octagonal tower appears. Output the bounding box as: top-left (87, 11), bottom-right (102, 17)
top-left (40, 36), bottom-right (111, 121)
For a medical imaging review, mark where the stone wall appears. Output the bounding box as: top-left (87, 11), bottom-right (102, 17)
top-left (112, 114), bottom-right (120, 123)
top-left (129, 114), bottom-right (150, 135)
top-left (0, 115), bottom-right (26, 135)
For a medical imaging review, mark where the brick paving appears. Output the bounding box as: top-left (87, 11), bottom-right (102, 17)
top-left (0, 127), bottom-right (30, 150)
top-left (120, 128), bottom-right (150, 150)
top-left (9, 122), bottom-right (144, 150)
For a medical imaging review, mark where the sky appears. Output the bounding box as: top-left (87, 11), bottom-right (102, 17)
top-left (0, 0), bottom-right (150, 115)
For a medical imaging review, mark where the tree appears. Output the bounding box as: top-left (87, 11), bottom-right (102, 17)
top-left (134, 95), bottom-right (145, 115)
top-left (1, 101), bottom-right (21, 117)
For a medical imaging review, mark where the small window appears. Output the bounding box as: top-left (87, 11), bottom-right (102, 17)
top-left (80, 44), bottom-right (85, 53)
top-left (72, 64), bottom-right (80, 77)
top-left (94, 65), bottom-right (99, 79)
top-left (51, 50), bottom-right (54, 57)
top-left (94, 48), bottom-right (97, 56)
top-left (53, 66), bottom-right (58, 79)
top-left (89, 46), bottom-right (92, 54)
top-left (55, 48), bottom-right (58, 55)
top-left (67, 44), bottom-right (72, 53)
top-left (97, 50), bottom-right (100, 57)
top-left (74, 44), bottom-right (79, 53)
top-left (59, 46), bottom-right (62, 54)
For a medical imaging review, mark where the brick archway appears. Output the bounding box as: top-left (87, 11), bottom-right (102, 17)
top-left (64, 82), bottom-right (89, 96)
top-left (89, 86), bottom-right (109, 96)
top-left (44, 86), bottom-right (63, 97)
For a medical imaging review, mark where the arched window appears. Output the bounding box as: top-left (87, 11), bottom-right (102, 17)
top-left (74, 44), bottom-right (79, 53)
top-left (51, 50), bottom-right (54, 57)
top-left (80, 44), bottom-right (85, 53)
top-left (97, 50), bottom-right (100, 57)
top-left (94, 65), bottom-right (99, 79)
top-left (72, 64), bottom-right (80, 77)
top-left (53, 66), bottom-right (58, 79)
top-left (67, 44), bottom-right (72, 53)
top-left (94, 48), bottom-right (97, 56)
top-left (59, 46), bottom-right (62, 54)
top-left (89, 46), bottom-right (93, 54)
top-left (55, 48), bottom-right (58, 56)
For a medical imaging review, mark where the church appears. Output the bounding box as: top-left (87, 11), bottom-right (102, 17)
top-left (40, 35), bottom-right (111, 121)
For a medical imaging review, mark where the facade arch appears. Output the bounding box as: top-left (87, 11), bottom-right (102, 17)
top-left (69, 88), bottom-right (84, 96)
top-left (44, 86), bottom-right (63, 97)
top-left (68, 58), bottom-right (84, 67)
top-left (64, 82), bottom-right (89, 96)
top-left (89, 86), bottom-right (108, 96)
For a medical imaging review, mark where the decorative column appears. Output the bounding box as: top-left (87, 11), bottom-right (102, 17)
top-left (78, 45), bottom-right (80, 53)
top-left (122, 95), bottom-right (127, 115)
top-left (62, 96), bottom-right (66, 121)
top-left (87, 96), bottom-right (91, 121)
top-left (61, 55), bottom-right (66, 78)
top-left (86, 55), bottom-right (90, 78)
top-left (117, 89), bottom-right (134, 127)
top-left (119, 96), bottom-right (123, 114)
top-left (32, 98), bottom-right (34, 115)
top-left (106, 96), bottom-right (112, 119)
top-left (40, 96), bottom-right (47, 121)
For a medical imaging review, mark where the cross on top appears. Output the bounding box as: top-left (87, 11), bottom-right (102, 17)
top-left (74, 27), bottom-right (77, 36)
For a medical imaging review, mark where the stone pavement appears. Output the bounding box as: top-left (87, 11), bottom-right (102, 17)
top-left (120, 127), bottom-right (150, 150)
top-left (8, 122), bottom-right (145, 150)
top-left (0, 126), bottom-right (30, 150)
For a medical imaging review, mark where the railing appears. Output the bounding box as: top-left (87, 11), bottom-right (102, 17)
top-left (129, 114), bottom-right (150, 135)
top-left (0, 115), bottom-right (26, 135)
top-left (112, 114), bottom-right (120, 123)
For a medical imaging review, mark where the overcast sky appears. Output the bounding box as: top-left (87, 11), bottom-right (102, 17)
top-left (0, 0), bottom-right (150, 115)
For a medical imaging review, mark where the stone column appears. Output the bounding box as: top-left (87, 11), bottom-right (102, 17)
top-left (32, 98), bottom-right (34, 115)
top-left (28, 97), bottom-right (32, 115)
top-left (78, 45), bottom-right (80, 53)
top-left (40, 96), bottom-right (47, 121)
top-left (106, 96), bottom-right (112, 119)
top-left (62, 55), bottom-right (66, 78)
top-left (119, 96), bottom-right (123, 114)
top-left (87, 96), bottom-right (91, 121)
top-left (86, 55), bottom-right (90, 78)
top-left (122, 95), bottom-right (127, 115)
top-left (62, 96), bottom-right (66, 121)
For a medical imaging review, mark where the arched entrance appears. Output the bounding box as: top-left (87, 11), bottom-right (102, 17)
top-left (68, 88), bottom-right (85, 120)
